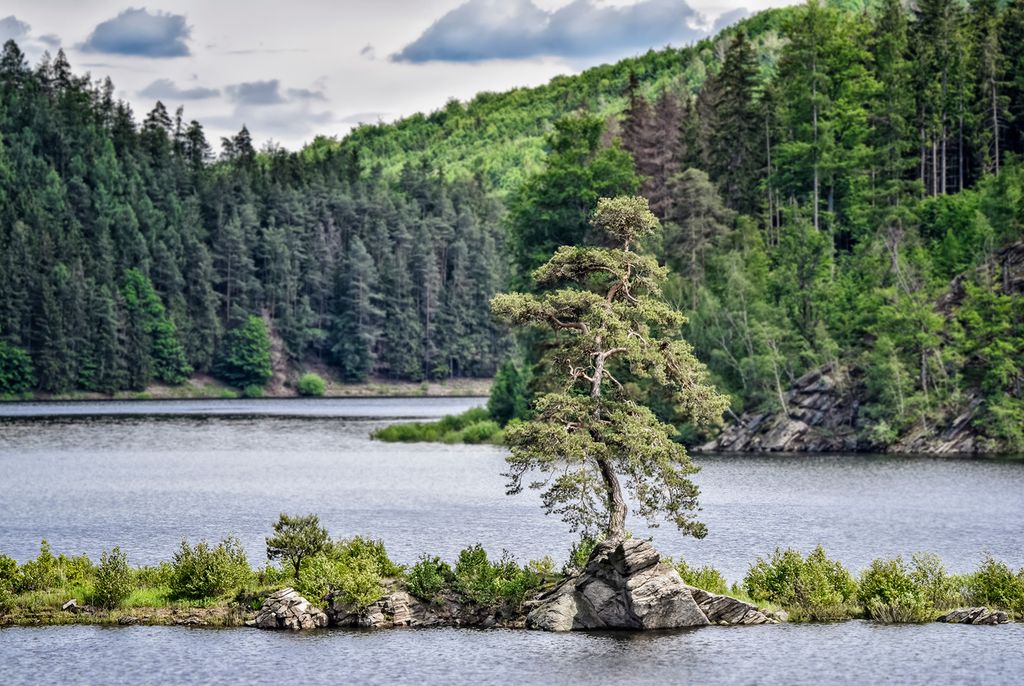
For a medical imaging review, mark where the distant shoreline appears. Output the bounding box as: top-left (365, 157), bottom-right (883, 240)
top-left (0, 376), bottom-right (493, 405)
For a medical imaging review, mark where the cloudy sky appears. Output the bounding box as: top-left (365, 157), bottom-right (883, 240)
top-left (1, 1), bottom-right (792, 150)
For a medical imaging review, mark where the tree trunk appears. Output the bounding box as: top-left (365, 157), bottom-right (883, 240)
top-left (598, 457), bottom-right (627, 541)
top-left (592, 343), bottom-right (627, 541)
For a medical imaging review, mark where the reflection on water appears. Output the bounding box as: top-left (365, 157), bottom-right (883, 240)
top-left (2, 622), bottom-right (1022, 685)
top-left (0, 399), bottom-right (1022, 584)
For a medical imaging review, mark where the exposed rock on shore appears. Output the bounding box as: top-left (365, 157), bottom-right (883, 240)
top-left (526, 539), bottom-right (772, 631)
top-left (687, 587), bottom-right (775, 625)
top-left (701, 242), bottom-right (1024, 456)
top-left (937, 607), bottom-right (1011, 625)
top-left (252, 588), bottom-right (327, 630)
top-left (327, 590), bottom-right (520, 629)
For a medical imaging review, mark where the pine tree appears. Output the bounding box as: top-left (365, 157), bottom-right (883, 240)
top-left (331, 236), bottom-right (382, 381)
top-left (492, 196), bottom-right (728, 539)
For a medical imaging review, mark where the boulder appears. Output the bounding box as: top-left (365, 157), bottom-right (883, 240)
top-left (527, 539), bottom-right (710, 632)
top-left (687, 587), bottom-right (776, 625)
top-left (937, 607), bottom-right (1011, 625)
top-left (252, 588), bottom-right (327, 630)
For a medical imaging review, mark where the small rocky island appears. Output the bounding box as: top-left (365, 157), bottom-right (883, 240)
top-left (324, 539), bottom-right (774, 632)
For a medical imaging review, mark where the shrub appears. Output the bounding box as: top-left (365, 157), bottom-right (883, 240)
top-left (909, 553), bottom-right (963, 610)
top-left (334, 557), bottom-right (384, 610)
top-left (170, 537), bottom-right (251, 600)
top-left (93, 547), bottom-right (133, 609)
top-left (743, 546), bottom-right (857, 621)
top-left (0, 554), bottom-right (17, 588)
top-left (0, 340), bottom-right (34, 394)
top-left (297, 372), bottom-right (326, 397)
top-left (453, 545), bottom-right (541, 608)
top-left (134, 562), bottom-right (174, 589)
top-left (677, 559), bottom-right (728, 595)
top-left (406, 555), bottom-right (454, 602)
top-left (216, 315), bottom-right (272, 388)
top-left (0, 583), bottom-right (13, 614)
top-left (242, 384), bottom-right (264, 398)
top-left (459, 420), bottom-right (502, 444)
top-left (859, 557), bottom-right (932, 623)
top-left (16, 540), bottom-right (93, 593)
top-left (373, 407), bottom-right (493, 443)
top-left (296, 537), bottom-right (400, 608)
top-left (966, 556), bottom-right (1024, 616)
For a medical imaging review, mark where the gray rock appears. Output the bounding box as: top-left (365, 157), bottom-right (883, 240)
top-left (527, 539), bottom-right (709, 632)
top-left (937, 607), bottom-right (1011, 625)
top-left (687, 587), bottom-right (776, 625)
top-left (329, 591), bottom-right (454, 629)
top-left (253, 587), bottom-right (328, 630)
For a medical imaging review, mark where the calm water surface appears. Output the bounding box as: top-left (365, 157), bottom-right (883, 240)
top-left (1, 398), bottom-right (1021, 579)
top-left (1, 398), bottom-right (1022, 685)
top-left (2, 622), bottom-right (1022, 685)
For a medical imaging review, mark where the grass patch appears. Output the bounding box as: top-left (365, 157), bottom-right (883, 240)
top-left (372, 407), bottom-right (503, 444)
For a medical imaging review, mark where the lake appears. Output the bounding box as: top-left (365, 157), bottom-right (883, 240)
top-left (1, 397), bottom-right (1022, 685)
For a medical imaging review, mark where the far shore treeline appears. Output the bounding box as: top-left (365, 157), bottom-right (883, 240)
top-left (1, 0), bottom-right (1023, 450)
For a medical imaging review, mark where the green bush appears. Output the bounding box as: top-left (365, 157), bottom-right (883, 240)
top-left (966, 556), bottom-right (1024, 616)
top-left (407, 555), bottom-right (454, 602)
top-left (453, 545), bottom-right (541, 608)
top-left (859, 557), bottom-right (932, 623)
top-left (743, 546), bottom-right (857, 621)
top-left (93, 547), bottom-right (133, 609)
top-left (909, 553), bottom-right (963, 610)
top-left (15, 540), bottom-right (93, 593)
top-left (170, 537), bottom-right (251, 600)
top-left (296, 537), bottom-right (400, 608)
top-left (216, 316), bottom-right (272, 388)
top-left (373, 407), bottom-right (494, 443)
top-left (0, 340), bottom-right (34, 394)
top-left (297, 372), bottom-right (326, 397)
top-left (677, 559), bottom-right (728, 595)
top-left (0, 554), bottom-right (17, 588)
top-left (242, 384), bottom-right (264, 398)
top-left (458, 420), bottom-right (502, 444)
top-left (134, 562), bottom-right (174, 589)
top-left (0, 583), bottom-right (13, 614)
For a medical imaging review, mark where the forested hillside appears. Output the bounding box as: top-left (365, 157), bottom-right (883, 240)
top-left (1, 0), bottom-right (1022, 452)
top-left (495, 0), bottom-right (1024, 451)
top-left (0, 44), bottom-right (509, 395)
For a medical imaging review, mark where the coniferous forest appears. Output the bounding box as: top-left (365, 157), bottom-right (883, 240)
top-left (1, 0), bottom-right (1023, 449)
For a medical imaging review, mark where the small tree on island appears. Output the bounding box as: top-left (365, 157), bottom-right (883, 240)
top-left (266, 513), bottom-right (330, 581)
top-left (491, 196), bottom-right (729, 541)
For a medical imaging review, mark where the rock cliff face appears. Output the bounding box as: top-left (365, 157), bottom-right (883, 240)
top-left (702, 242), bottom-right (1024, 455)
top-left (525, 539), bottom-right (772, 632)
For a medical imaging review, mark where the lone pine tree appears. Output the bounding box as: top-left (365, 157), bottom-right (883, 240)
top-left (491, 196), bottom-right (729, 541)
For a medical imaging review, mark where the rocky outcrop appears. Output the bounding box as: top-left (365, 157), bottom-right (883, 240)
top-left (327, 590), bottom-right (518, 629)
top-left (526, 539), bottom-right (710, 631)
top-left (701, 361), bottom-right (994, 454)
top-left (702, 363), bottom-right (869, 453)
top-left (251, 588), bottom-right (327, 630)
top-left (937, 607), bottom-right (1011, 625)
top-left (701, 242), bottom-right (1024, 456)
top-left (687, 587), bottom-right (776, 625)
